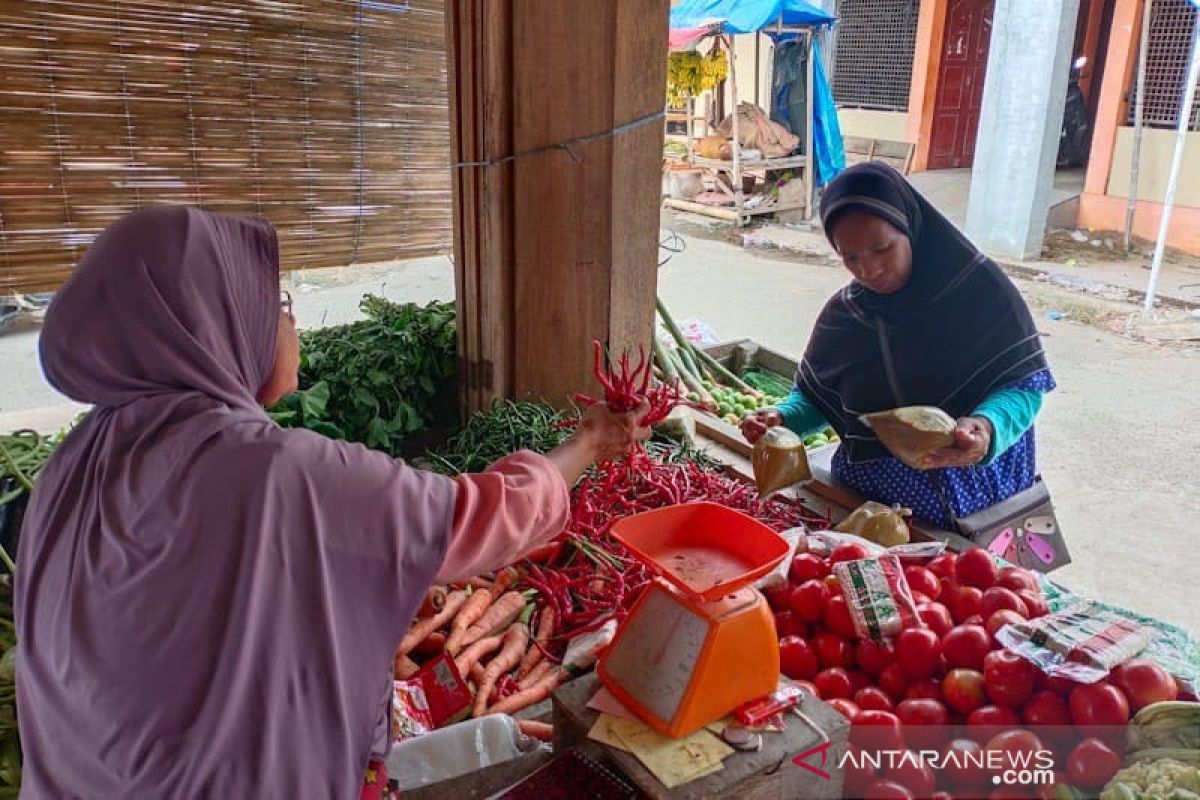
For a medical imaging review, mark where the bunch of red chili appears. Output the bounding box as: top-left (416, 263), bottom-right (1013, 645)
top-left (573, 339), bottom-right (692, 426)
top-left (521, 446), bottom-right (834, 651)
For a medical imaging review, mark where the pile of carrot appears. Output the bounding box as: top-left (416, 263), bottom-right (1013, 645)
top-left (394, 565), bottom-right (568, 719)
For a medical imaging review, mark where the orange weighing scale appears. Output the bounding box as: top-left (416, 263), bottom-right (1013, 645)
top-left (597, 502), bottom-right (790, 738)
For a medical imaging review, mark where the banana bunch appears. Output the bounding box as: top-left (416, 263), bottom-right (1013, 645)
top-left (666, 50), bottom-right (728, 106)
top-left (1129, 702), bottom-right (1200, 754)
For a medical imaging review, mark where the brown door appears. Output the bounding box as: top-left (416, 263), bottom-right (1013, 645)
top-left (928, 0), bottom-right (995, 169)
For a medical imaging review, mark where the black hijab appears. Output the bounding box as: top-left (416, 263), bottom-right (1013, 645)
top-left (797, 162), bottom-right (1050, 464)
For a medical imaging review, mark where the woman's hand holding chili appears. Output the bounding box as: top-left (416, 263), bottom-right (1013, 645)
top-left (740, 408), bottom-right (783, 444)
top-left (576, 399), bottom-right (653, 461)
top-left (919, 416), bottom-right (993, 469)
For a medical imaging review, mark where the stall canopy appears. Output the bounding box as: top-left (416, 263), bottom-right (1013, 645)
top-left (669, 0), bottom-right (836, 37)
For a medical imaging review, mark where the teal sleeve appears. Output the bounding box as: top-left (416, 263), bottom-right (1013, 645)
top-left (777, 388), bottom-right (829, 437)
top-left (972, 386), bottom-right (1044, 465)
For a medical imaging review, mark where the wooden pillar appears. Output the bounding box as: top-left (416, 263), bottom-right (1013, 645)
top-left (447, 0), bottom-right (669, 413)
top-left (906, 0), bottom-right (950, 173)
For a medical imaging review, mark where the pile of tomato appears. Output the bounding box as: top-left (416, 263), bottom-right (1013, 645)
top-left (767, 543), bottom-right (1185, 799)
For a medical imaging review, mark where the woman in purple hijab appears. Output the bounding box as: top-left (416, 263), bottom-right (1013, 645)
top-left (14, 207), bottom-right (648, 798)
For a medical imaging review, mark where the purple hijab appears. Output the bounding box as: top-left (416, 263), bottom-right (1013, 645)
top-left (15, 207), bottom-right (457, 797)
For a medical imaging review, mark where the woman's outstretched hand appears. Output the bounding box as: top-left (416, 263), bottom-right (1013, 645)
top-left (740, 408), bottom-right (783, 444)
top-left (576, 400), bottom-right (653, 462)
top-left (919, 416), bottom-right (992, 469)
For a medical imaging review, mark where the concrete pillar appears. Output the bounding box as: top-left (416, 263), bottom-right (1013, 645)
top-left (964, 0), bottom-right (1081, 259)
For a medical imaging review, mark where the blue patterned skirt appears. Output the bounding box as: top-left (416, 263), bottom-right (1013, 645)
top-left (831, 371), bottom-right (1057, 529)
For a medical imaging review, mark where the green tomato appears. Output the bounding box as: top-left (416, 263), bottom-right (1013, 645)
top-left (723, 413), bottom-right (740, 426)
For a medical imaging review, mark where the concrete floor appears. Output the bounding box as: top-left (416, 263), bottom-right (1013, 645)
top-left (1, 235), bottom-right (1197, 633)
top-left (908, 167), bottom-right (1087, 230)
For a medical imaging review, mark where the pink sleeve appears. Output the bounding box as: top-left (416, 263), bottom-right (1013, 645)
top-left (435, 450), bottom-right (570, 583)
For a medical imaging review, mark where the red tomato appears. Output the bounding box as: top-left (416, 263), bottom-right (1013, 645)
top-left (905, 678), bottom-right (943, 702)
top-left (966, 704), bottom-right (1021, 744)
top-left (996, 567), bottom-right (1039, 594)
top-left (856, 639), bottom-right (897, 677)
top-left (944, 585), bottom-right (984, 623)
top-left (942, 625), bottom-right (992, 671)
top-left (940, 738), bottom-right (989, 792)
top-left (789, 579), bottom-right (831, 623)
top-left (1017, 589), bottom-right (1049, 619)
top-left (815, 667), bottom-right (854, 699)
top-left (1022, 690), bottom-right (1072, 731)
top-left (831, 542), bottom-right (871, 564)
top-left (844, 745), bottom-right (879, 796)
top-left (983, 649), bottom-right (1037, 709)
top-left (931, 794), bottom-right (955, 800)
top-left (960, 615), bottom-right (985, 628)
top-left (904, 565), bottom-right (942, 601)
top-left (985, 728), bottom-right (1046, 768)
top-left (986, 610), bottom-right (1026, 648)
top-left (824, 593), bottom-right (860, 639)
top-left (763, 583), bottom-right (793, 611)
top-left (789, 552), bottom-right (829, 584)
top-left (847, 669), bottom-right (873, 694)
top-left (856, 687), bottom-right (896, 713)
top-left (897, 628), bottom-right (943, 679)
top-left (827, 697), bottom-right (862, 721)
top-left (927, 553), bottom-right (958, 580)
top-left (955, 548), bottom-right (999, 589)
top-left (896, 698), bottom-right (950, 750)
top-left (1066, 738), bottom-right (1122, 789)
top-left (981, 587), bottom-right (1028, 619)
top-left (910, 592), bottom-right (932, 606)
top-left (917, 602), bottom-right (955, 638)
top-left (943, 669), bottom-right (987, 715)
top-left (1069, 682), bottom-right (1130, 731)
top-left (864, 779), bottom-right (915, 800)
top-left (813, 632), bottom-right (856, 670)
top-left (773, 610), bottom-right (808, 639)
top-left (779, 635), bottom-right (819, 680)
top-left (852, 710), bottom-right (906, 752)
top-left (884, 755), bottom-right (936, 798)
top-left (1036, 672), bottom-right (1079, 697)
top-left (879, 663), bottom-right (912, 699)
top-left (1110, 658), bottom-right (1179, 712)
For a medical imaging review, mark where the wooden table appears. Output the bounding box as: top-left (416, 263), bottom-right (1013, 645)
top-left (552, 673), bottom-right (849, 800)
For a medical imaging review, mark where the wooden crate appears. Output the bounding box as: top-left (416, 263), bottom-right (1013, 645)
top-left (701, 338), bottom-right (799, 382)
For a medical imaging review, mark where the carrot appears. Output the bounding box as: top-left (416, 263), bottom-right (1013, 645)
top-left (417, 585), bottom-right (448, 618)
top-left (454, 633), bottom-right (503, 680)
top-left (393, 652), bottom-right (420, 680)
top-left (485, 668), bottom-right (566, 716)
top-left (445, 587), bottom-right (494, 655)
top-left (397, 589), bottom-right (467, 656)
top-left (459, 590), bottom-right (526, 652)
top-left (516, 606), bottom-right (556, 680)
top-left (472, 606), bottom-right (533, 717)
top-left (490, 565), bottom-right (520, 596)
top-left (517, 659), bottom-right (553, 691)
top-left (412, 631), bottom-right (447, 659)
top-left (465, 576), bottom-right (493, 590)
top-left (516, 719), bottom-right (554, 742)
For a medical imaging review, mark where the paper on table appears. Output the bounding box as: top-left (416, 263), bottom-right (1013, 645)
top-left (607, 716), bottom-right (734, 789)
top-left (587, 687), bottom-right (641, 723)
top-left (588, 714), bottom-right (632, 752)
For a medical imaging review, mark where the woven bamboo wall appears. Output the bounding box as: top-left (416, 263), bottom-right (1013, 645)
top-left (0, 0), bottom-right (452, 294)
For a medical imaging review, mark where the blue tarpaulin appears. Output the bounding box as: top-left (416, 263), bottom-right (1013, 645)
top-left (669, 0), bottom-right (836, 36)
top-left (811, 41), bottom-right (844, 185)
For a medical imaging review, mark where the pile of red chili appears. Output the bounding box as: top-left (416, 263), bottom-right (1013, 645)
top-left (521, 445), bottom-right (833, 654)
top-left (573, 340), bottom-right (691, 426)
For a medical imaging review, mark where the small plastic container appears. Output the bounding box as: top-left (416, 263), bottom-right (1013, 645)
top-left (609, 502), bottom-right (789, 600)
top-left (386, 714), bottom-right (546, 791)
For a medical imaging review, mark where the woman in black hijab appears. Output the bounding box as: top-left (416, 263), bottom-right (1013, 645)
top-left (742, 163), bottom-right (1055, 529)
